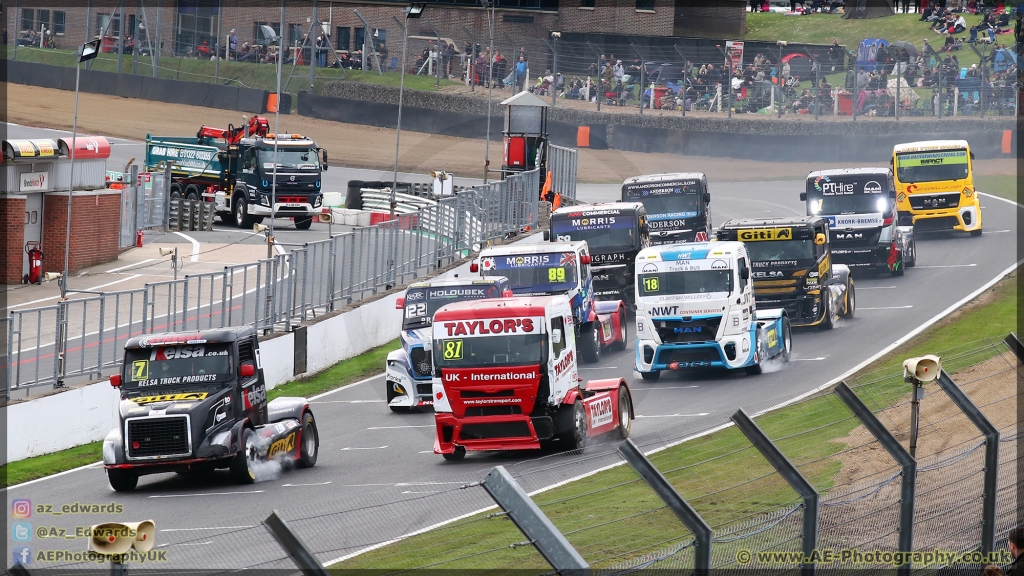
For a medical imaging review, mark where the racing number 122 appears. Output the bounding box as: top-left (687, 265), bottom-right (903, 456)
top-left (443, 340), bottom-right (464, 360)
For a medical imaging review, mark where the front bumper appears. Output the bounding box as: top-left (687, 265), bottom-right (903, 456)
top-left (756, 293), bottom-right (826, 328)
top-left (902, 204), bottom-right (981, 232)
top-left (386, 362), bottom-right (435, 408)
top-left (433, 413), bottom-right (554, 454)
top-left (250, 202), bottom-right (319, 218)
top-left (635, 334), bottom-right (755, 373)
top-left (831, 245), bottom-right (895, 271)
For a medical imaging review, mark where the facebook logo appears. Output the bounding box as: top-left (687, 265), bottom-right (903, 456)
top-left (12, 546), bottom-right (32, 565)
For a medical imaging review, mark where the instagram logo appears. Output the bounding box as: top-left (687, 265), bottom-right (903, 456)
top-left (11, 499), bottom-right (32, 518)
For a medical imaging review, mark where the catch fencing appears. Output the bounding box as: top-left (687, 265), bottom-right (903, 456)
top-left (48, 333), bottom-right (1014, 574)
top-left (548, 144), bottom-right (578, 202)
top-left (5, 169), bottom-right (539, 397)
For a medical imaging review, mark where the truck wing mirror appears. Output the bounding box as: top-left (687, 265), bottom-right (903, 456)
top-left (814, 233), bottom-right (827, 245)
top-left (551, 329), bottom-right (562, 344)
top-left (889, 189), bottom-right (897, 199)
top-left (321, 149), bottom-right (328, 170)
top-left (110, 374), bottom-right (122, 388)
top-left (543, 230), bottom-right (550, 241)
top-left (239, 363), bottom-right (255, 378)
top-left (581, 255), bottom-right (591, 265)
top-left (741, 268), bottom-right (750, 280)
top-left (704, 192), bottom-right (711, 204)
top-left (395, 297), bottom-right (405, 309)
top-left (799, 192), bottom-right (807, 201)
top-left (470, 262), bottom-right (479, 273)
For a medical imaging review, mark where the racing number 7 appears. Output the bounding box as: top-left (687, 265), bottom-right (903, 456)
top-left (443, 340), bottom-right (464, 360)
top-left (131, 360), bottom-right (149, 381)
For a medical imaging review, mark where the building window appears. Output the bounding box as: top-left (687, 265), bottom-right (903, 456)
top-left (37, 10), bottom-right (50, 33)
top-left (98, 13), bottom-right (121, 37)
top-left (21, 9), bottom-right (34, 33)
top-left (636, 0), bottom-right (654, 10)
top-left (335, 26), bottom-right (350, 51)
top-left (288, 23), bottom-right (304, 48)
top-left (354, 27), bottom-right (365, 51)
top-left (53, 11), bottom-right (66, 35)
top-left (581, 0), bottom-right (595, 7)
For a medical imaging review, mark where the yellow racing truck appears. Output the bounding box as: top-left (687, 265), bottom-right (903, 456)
top-left (892, 140), bottom-right (982, 236)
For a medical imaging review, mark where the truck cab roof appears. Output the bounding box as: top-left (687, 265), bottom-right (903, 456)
top-left (718, 216), bottom-right (825, 230)
top-left (622, 172), bottom-right (706, 185)
top-left (892, 140), bottom-right (970, 153)
top-left (807, 167), bottom-right (891, 179)
top-left (551, 202), bottom-right (645, 216)
top-left (480, 240), bottom-right (588, 256)
top-left (124, 326), bottom-right (255, 349)
top-left (407, 276), bottom-right (509, 290)
top-left (241, 135), bottom-right (316, 148)
top-left (638, 241), bottom-right (745, 262)
top-left (433, 296), bottom-right (570, 322)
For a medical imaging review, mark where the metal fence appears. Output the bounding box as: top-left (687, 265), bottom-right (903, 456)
top-left (548, 144), bottom-right (578, 202)
top-left (5, 169), bottom-right (539, 397)
top-left (33, 334), bottom-right (1021, 574)
top-left (118, 166), bottom-right (170, 248)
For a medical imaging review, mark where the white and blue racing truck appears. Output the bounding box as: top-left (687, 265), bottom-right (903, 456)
top-left (634, 241), bottom-right (792, 381)
top-left (386, 276), bottom-right (512, 412)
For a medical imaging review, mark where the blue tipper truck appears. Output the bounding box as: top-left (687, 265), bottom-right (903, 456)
top-left (145, 116), bottom-right (329, 229)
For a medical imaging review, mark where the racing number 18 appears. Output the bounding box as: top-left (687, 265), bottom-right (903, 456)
top-left (443, 340), bottom-right (464, 360)
top-left (643, 277), bottom-right (660, 292)
top-left (547, 267), bottom-right (566, 282)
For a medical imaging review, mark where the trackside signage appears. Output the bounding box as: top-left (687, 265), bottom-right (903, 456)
top-left (438, 317), bottom-right (543, 338)
top-left (20, 171), bottom-right (49, 192)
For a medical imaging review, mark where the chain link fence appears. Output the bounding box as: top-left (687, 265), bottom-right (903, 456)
top-left (5, 169), bottom-right (539, 397)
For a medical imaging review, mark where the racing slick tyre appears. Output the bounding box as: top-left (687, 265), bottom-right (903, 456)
top-left (781, 317), bottom-right (792, 362)
top-left (841, 279), bottom-right (856, 319)
top-left (614, 386), bottom-right (632, 440)
top-left (442, 446), bottom-right (466, 461)
top-left (639, 370), bottom-right (661, 381)
top-left (229, 427), bottom-right (259, 484)
top-left (580, 324), bottom-right (602, 364)
top-left (746, 329), bottom-right (766, 375)
top-left (891, 254), bottom-right (905, 277)
top-left (106, 469), bottom-right (139, 492)
top-left (970, 229), bottom-right (983, 237)
top-left (558, 400), bottom-right (588, 451)
top-left (610, 306), bottom-right (628, 351)
top-left (820, 297), bottom-right (835, 331)
top-left (906, 239), bottom-right (917, 268)
top-left (234, 190), bottom-right (256, 229)
top-left (297, 411), bottom-right (319, 469)
top-left (295, 216), bottom-right (314, 230)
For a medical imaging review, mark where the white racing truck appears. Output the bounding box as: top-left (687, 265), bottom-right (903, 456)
top-left (386, 276), bottom-right (512, 412)
top-left (634, 241), bottom-right (792, 381)
top-left (431, 296), bottom-right (634, 460)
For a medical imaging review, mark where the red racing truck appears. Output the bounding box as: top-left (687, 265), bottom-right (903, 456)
top-left (431, 296), bottom-right (634, 460)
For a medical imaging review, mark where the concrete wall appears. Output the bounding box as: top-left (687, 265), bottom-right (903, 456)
top-left (7, 379), bottom-right (120, 462)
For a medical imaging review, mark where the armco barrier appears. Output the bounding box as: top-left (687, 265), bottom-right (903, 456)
top-left (6, 60), bottom-right (274, 115)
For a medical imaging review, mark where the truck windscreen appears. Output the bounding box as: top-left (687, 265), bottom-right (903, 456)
top-left (638, 270), bottom-right (732, 296)
top-left (482, 253), bottom-right (577, 294)
top-left (743, 240), bottom-right (815, 264)
top-left (550, 216), bottom-right (637, 251)
top-left (806, 175), bottom-right (889, 215)
top-left (259, 148), bottom-right (319, 170)
top-left (434, 334), bottom-right (546, 367)
top-left (403, 285), bottom-right (504, 330)
top-left (895, 150), bottom-right (969, 183)
top-left (623, 181), bottom-right (703, 217)
top-left (124, 344), bottom-right (234, 388)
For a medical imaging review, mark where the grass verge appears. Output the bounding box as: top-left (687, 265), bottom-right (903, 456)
top-left (2, 339), bottom-right (397, 487)
top-left (335, 271), bottom-right (1018, 571)
top-left (976, 174), bottom-right (1019, 203)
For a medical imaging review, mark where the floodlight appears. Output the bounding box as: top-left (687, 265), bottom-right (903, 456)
top-left (78, 39), bottom-right (101, 63)
top-left (406, 3), bottom-right (426, 18)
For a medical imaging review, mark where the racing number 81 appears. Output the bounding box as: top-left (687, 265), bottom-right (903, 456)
top-left (643, 277), bottom-right (660, 292)
top-left (547, 267), bottom-right (566, 282)
top-left (443, 340), bottom-right (464, 360)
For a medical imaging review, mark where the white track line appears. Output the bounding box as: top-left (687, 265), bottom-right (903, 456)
top-left (636, 413), bottom-right (710, 419)
top-left (148, 490), bottom-right (264, 498)
top-left (367, 425), bottom-right (433, 430)
top-left (106, 259), bottom-right (155, 273)
top-left (173, 232), bottom-right (201, 262)
top-left (916, 264), bottom-right (976, 269)
top-left (160, 526), bottom-right (256, 532)
top-left (859, 305), bottom-right (914, 310)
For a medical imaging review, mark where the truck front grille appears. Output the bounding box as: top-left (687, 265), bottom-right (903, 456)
top-left (909, 193), bottom-right (960, 210)
top-left (126, 417), bottom-right (190, 459)
top-left (654, 317), bottom-right (721, 344)
top-left (657, 347), bottom-right (721, 366)
top-left (416, 383), bottom-right (433, 396)
top-left (460, 421), bottom-right (532, 440)
top-left (410, 347), bottom-right (433, 378)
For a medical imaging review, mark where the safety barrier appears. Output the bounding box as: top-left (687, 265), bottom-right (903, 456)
top-left (548, 144), bottom-right (578, 202)
top-left (168, 198), bottom-right (217, 231)
top-left (5, 169), bottom-right (539, 396)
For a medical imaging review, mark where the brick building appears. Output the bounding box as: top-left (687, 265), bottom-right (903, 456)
top-left (7, 1), bottom-right (745, 69)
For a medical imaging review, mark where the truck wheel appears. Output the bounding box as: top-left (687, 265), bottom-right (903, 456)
top-left (970, 228), bottom-right (983, 237)
top-left (170, 183), bottom-right (184, 199)
top-left (614, 386), bottom-right (632, 440)
top-left (841, 280), bottom-right (856, 319)
top-left (820, 297), bottom-right (835, 331)
top-left (781, 317), bottom-right (792, 362)
top-left (229, 427), bottom-right (258, 484)
top-left (580, 324), bottom-right (601, 364)
top-left (297, 411), bottom-right (319, 469)
top-left (234, 195), bottom-right (255, 229)
top-left (891, 253), bottom-right (905, 277)
top-left (610, 306), bottom-right (628, 351)
top-left (558, 400), bottom-right (588, 451)
top-left (906, 239), bottom-right (917, 267)
top-left (639, 370), bottom-right (660, 381)
top-left (184, 184), bottom-right (201, 201)
top-left (295, 216), bottom-right (313, 230)
top-left (442, 446), bottom-right (466, 461)
top-left (106, 469), bottom-right (138, 492)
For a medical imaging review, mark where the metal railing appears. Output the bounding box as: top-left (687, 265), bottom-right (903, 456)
top-left (5, 169), bottom-right (539, 397)
top-left (548, 144), bottom-right (578, 202)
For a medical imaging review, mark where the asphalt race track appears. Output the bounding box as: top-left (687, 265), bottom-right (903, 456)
top-left (6, 123), bottom-right (1021, 570)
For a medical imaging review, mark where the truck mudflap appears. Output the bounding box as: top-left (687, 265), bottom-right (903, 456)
top-left (593, 300), bottom-right (627, 348)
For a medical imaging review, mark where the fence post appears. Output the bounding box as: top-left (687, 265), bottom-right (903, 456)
top-left (1004, 332), bottom-right (1023, 362)
top-left (263, 510), bottom-right (329, 576)
top-left (934, 370), bottom-right (999, 554)
top-left (619, 439), bottom-right (712, 575)
top-left (731, 409), bottom-right (817, 576)
top-left (834, 382), bottom-right (915, 576)
top-left (162, 164), bottom-right (172, 231)
top-left (481, 466), bottom-right (589, 575)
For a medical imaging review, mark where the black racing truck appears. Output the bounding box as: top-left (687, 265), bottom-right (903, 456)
top-left (802, 168), bottom-right (917, 277)
top-left (545, 202), bottom-right (650, 309)
top-left (102, 326), bottom-right (319, 491)
top-left (717, 216), bottom-right (856, 329)
top-left (621, 172), bottom-right (712, 245)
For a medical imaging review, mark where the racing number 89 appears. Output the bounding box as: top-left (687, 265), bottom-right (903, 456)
top-left (443, 340), bottom-right (464, 360)
top-left (547, 267), bottom-right (566, 282)
top-left (643, 277), bottom-right (660, 293)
